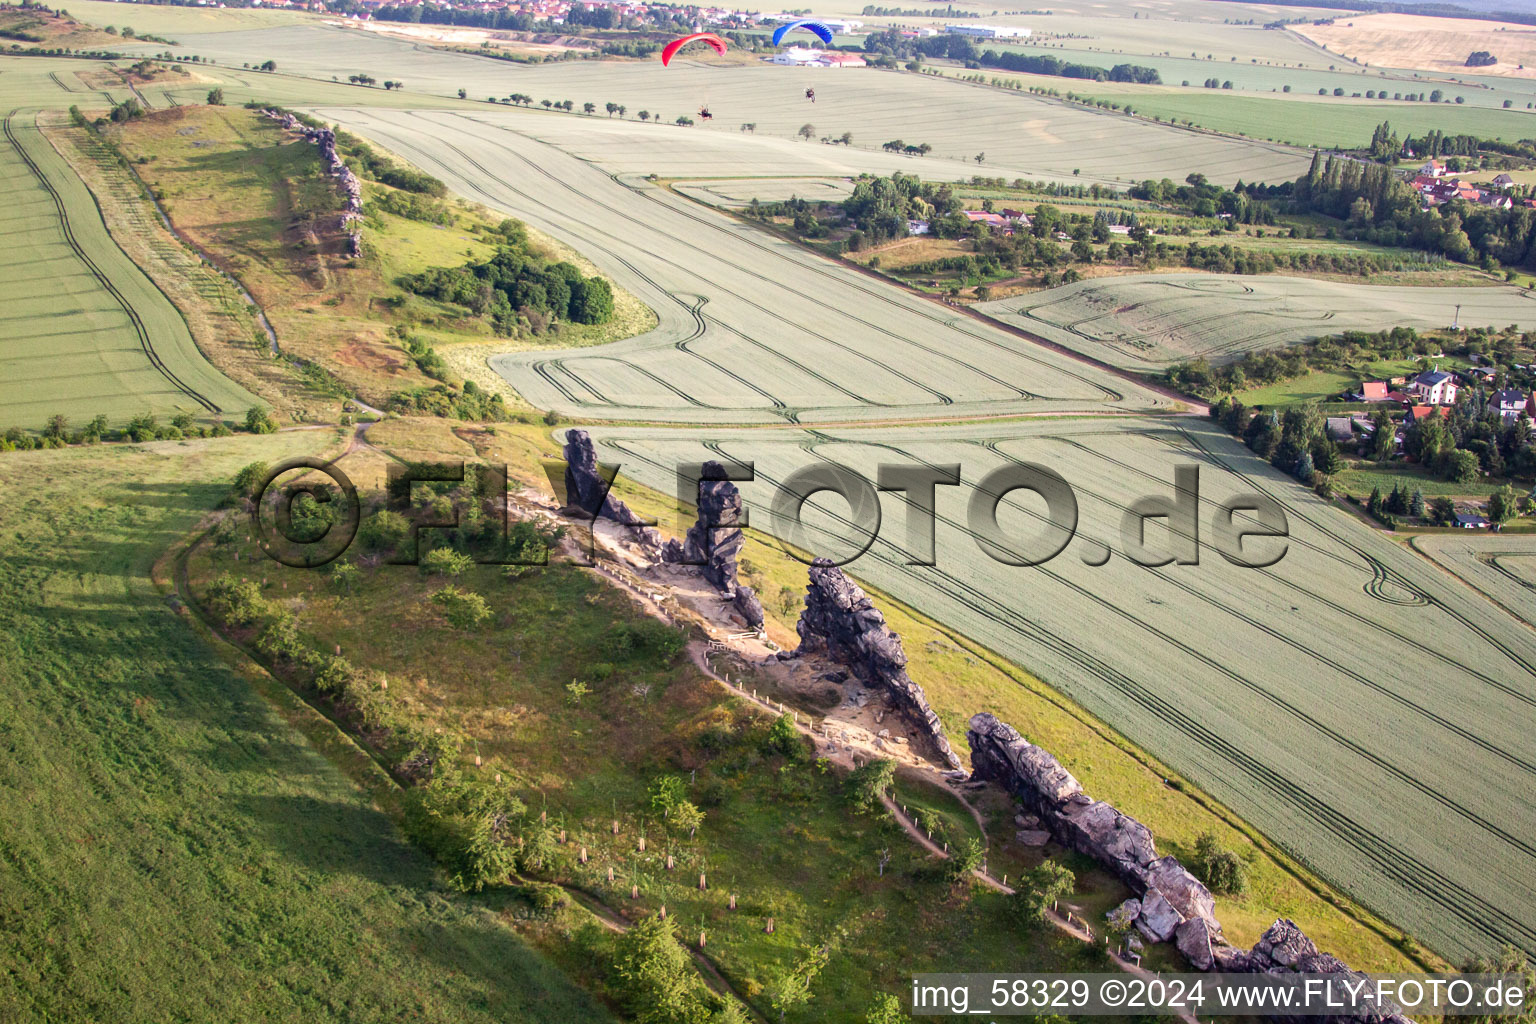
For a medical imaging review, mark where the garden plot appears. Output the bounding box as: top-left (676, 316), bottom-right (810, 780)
top-left (584, 416), bottom-right (1536, 960)
top-left (979, 273), bottom-right (1536, 372)
top-left (0, 110), bottom-right (253, 429)
top-left (1411, 534), bottom-right (1536, 633)
top-left (324, 106), bottom-right (1176, 424)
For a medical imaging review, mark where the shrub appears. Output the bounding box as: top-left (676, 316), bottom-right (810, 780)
top-left (357, 509), bottom-right (410, 551)
top-left (1191, 832), bottom-right (1247, 895)
top-left (432, 585), bottom-right (491, 630)
top-left (761, 714), bottom-right (804, 760)
top-left (421, 547), bottom-right (474, 577)
top-left (231, 460), bottom-right (269, 501)
top-left (243, 405), bottom-right (277, 434)
top-left (845, 757), bottom-right (895, 811)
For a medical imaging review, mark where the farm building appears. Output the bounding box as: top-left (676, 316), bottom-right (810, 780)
top-left (1325, 417), bottom-right (1355, 442)
top-left (768, 48), bottom-right (866, 67)
top-left (964, 210), bottom-right (1010, 228)
top-left (944, 23), bottom-right (1029, 38)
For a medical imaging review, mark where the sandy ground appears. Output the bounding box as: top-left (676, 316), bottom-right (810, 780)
top-left (1296, 13), bottom-right (1536, 79)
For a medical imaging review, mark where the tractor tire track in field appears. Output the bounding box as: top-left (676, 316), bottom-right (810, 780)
top-left (597, 432), bottom-right (1536, 952)
top-left (2, 109), bottom-right (220, 414)
top-left (419, 112), bottom-right (956, 410)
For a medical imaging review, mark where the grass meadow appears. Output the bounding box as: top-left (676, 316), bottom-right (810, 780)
top-left (0, 431), bottom-right (613, 1022)
top-left (181, 455), bottom-right (1105, 1021)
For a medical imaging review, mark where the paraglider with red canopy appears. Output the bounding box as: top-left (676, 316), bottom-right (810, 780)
top-left (661, 32), bottom-right (729, 120)
top-left (661, 32), bottom-right (728, 67)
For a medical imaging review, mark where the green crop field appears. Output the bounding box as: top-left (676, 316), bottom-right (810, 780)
top-left (0, 108), bottom-right (254, 430)
top-left (978, 273), bottom-right (1536, 372)
top-left (321, 106), bottom-right (1183, 424)
top-left (1410, 534), bottom-right (1536, 633)
top-left (0, 432), bottom-right (614, 1023)
top-left (582, 417), bottom-right (1536, 961)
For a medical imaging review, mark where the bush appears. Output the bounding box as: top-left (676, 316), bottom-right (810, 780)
top-left (845, 757), bottom-right (895, 811)
top-left (432, 585), bottom-right (491, 630)
top-left (602, 620), bottom-right (686, 662)
top-left (1011, 860), bottom-right (1076, 926)
top-left (1191, 832), bottom-right (1247, 895)
top-left (231, 460), bottom-right (269, 501)
top-left (761, 714), bottom-right (804, 760)
top-left (357, 509), bottom-right (410, 551)
top-left (244, 405), bottom-right (277, 434)
top-left (422, 547), bottom-right (474, 577)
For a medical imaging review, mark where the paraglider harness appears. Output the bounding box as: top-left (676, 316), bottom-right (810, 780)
top-left (698, 107), bottom-right (713, 120)
top-left (805, 88), bottom-right (816, 102)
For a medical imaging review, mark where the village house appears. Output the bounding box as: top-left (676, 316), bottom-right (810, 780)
top-left (1491, 173), bottom-right (1516, 191)
top-left (1354, 380), bottom-right (1389, 402)
top-left (906, 219), bottom-right (930, 236)
top-left (1419, 159), bottom-right (1446, 177)
top-left (1410, 369), bottom-right (1458, 406)
top-left (1493, 388), bottom-right (1532, 422)
top-left (1454, 510), bottom-right (1491, 529)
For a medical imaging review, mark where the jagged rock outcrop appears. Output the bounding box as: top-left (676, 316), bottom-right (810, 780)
top-left (262, 110), bottom-right (362, 257)
top-left (732, 585), bottom-right (765, 630)
top-left (1223, 920), bottom-right (1413, 1024)
top-left (560, 430), bottom-right (663, 554)
top-left (661, 461), bottom-right (746, 593)
top-left (968, 713), bottom-right (1413, 1023)
top-left (967, 712), bottom-right (1221, 945)
top-left (794, 558), bottom-right (961, 770)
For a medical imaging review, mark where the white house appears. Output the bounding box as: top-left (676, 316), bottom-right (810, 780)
top-left (1494, 388), bottom-right (1531, 422)
top-left (907, 219), bottom-right (930, 235)
top-left (1419, 159), bottom-right (1446, 178)
top-left (1492, 173), bottom-right (1516, 190)
top-left (1410, 369), bottom-right (1458, 406)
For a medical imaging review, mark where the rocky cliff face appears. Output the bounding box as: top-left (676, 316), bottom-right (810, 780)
top-left (968, 713), bottom-right (1414, 1024)
top-left (561, 430), bottom-right (665, 558)
top-left (656, 461), bottom-right (762, 629)
top-left (967, 713), bottom-right (1221, 945)
top-left (795, 559), bottom-right (961, 769)
top-left (661, 462), bottom-right (746, 592)
top-left (262, 110), bottom-right (362, 258)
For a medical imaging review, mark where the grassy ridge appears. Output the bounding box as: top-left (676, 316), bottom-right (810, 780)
top-left (0, 432), bottom-right (613, 1022)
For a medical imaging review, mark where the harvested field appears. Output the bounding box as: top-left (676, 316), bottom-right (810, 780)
top-left (1297, 13), bottom-right (1536, 81)
top-left (1411, 533), bottom-right (1536, 633)
top-left (325, 106), bottom-right (1177, 424)
top-left (584, 416), bottom-right (1536, 960)
top-left (0, 109), bottom-right (253, 429)
top-left (978, 273), bottom-right (1536, 372)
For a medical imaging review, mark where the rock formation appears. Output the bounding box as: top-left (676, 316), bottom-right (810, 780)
top-left (656, 460), bottom-right (762, 630)
top-left (661, 461), bottom-right (746, 591)
top-left (262, 110), bottom-right (362, 257)
top-left (794, 559), bottom-right (962, 770)
top-left (1218, 920), bottom-right (1413, 1024)
top-left (968, 713), bottom-right (1414, 1023)
top-left (561, 429), bottom-right (647, 527)
top-left (967, 713), bottom-right (1221, 945)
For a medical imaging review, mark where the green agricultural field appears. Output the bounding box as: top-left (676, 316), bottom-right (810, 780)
top-left (979, 273), bottom-right (1536, 373)
top-left (1074, 91), bottom-right (1536, 149)
top-left (584, 416), bottom-right (1536, 962)
top-left (1410, 534), bottom-right (1536, 632)
top-left (0, 432), bottom-right (613, 1023)
top-left (323, 106), bottom-right (1181, 424)
top-left (0, 109), bottom-right (254, 430)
